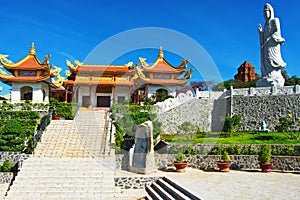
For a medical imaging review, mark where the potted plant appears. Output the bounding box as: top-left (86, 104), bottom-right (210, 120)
top-left (258, 145), bottom-right (272, 173)
top-left (217, 151), bottom-right (232, 172)
top-left (51, 108), bottom-right (60, 120)
top-left (173, 152), bottom-right (187, 172)
top-left (50, 98), bottom-right (60, 120)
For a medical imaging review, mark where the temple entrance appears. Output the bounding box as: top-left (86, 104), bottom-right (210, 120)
top-left (97, 96), bottom-right (110, 107)
top-left (20, 86), bottom-right (33, 101)
top-left (82, 96), bottom-right (90, 107)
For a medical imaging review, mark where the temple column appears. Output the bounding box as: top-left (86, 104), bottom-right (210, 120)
top-left (128, 86), bottom-right (131, 101)
top-left (73, 85), bottom-right (77, 102)
top-left (145, 84), bottom-right (149, 98)
top-left (113, 86), bottom-right (116, 103)
top-left (89, 84), bottom-right (92, 107)
top-left (65, 86), bottom-right (68, 102)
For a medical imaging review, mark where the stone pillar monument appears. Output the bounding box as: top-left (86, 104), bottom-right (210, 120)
top-left (128, 121), bottom-right (156, 174)
top-left (256, 3), bottom-right (286, 87)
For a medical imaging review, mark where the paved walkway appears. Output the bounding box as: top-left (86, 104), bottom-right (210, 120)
top-left (117, 168), bottom-right (300, 200)
top-left (0, 184), bottom-right (8, 198)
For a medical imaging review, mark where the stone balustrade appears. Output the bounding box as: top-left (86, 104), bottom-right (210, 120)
top-left (155, 90), bottom-right (195, 113)
top-left (229, 85), bottom-right (300, 97)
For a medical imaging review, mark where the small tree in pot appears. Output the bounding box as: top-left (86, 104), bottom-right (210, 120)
top-left (258, 145), bottom-right (272, 173)
top-left (173, 152), bottom-right (187, 172)
top-left (217, 151), bottom-right (232, 172)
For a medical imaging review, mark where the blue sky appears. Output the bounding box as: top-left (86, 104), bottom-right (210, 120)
top-left (0, 0), bottom-right (299, 95)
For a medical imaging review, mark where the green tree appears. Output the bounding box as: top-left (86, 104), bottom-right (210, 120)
top-left (222, 115), bottom-right (242, 133)
top-left (112, 104), bottom-right (162, 149)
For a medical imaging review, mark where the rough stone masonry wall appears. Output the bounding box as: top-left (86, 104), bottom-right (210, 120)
top-left (157, 98), bottom-right (228, 133)
top-left (114, 177), bottom-right (162, 189)
top-left (116, 154), bottom-right (300, 172)
top-left (232, 94), bottom-right (300, 131)
top-left (0, 173), bottom-right (13, 184)
top-left (0, 152), bottom-right (31, 169)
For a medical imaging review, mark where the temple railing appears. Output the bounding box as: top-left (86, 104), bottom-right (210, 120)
top-left (77, 76), bottom-right (131, 83)
top-left (155, 90), bottom-right (195, 113)
top-left (227, 85), bottom-right (300, 97)
top-left (116, 77), bottom-right (130, 82)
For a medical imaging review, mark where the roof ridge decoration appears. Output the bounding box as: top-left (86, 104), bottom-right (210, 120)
top-left (66, 60), bottom-right (81, 72)
top-left (0, 55), bottom-right (14, 78)
top-left (158, 46), bottom-right (164, 59)
top-left (139, 57), bottom-right (149, 68)
top-left (29, 42), bottom-right (36, 55)
top-left (0, 54), bottom-right (14, 65)
top-left (132, 64), bottom-right (150, 81)
top-left (50, 66), bottom-right (67, 88)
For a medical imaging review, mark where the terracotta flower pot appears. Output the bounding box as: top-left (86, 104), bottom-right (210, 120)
top-left (217, 161), bottom-right (232, 172)
top-left (52, 115), bottom-right (60, 120)
top-left (259, 163), bottom-right (273, 173)
top-left (173, 162), bottom-right (187, 172)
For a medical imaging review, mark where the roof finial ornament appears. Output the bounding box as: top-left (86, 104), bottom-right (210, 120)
top-left (29, 42), bottom-right (36, 55)
top-left (158, 46), bottom-right (164, 59)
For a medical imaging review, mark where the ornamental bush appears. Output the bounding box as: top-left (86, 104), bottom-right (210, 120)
top-left (50, 98), bottom-right (75, 120)
top-left (0, 160), bottom-right (11, 172)
top-left (112, 104), bottom-right (162, 149)
top-left (258, 145), bottom-right (272, 164)
top-left (0, 119), bottom-right (26, 151)
top-left (222, 115), bottom-right (242, 133)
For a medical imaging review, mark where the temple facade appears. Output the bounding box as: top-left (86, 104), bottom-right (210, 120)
top-left (0, 45), bottom-right (193, 107)
top-left (65, 47), bottom-right (193, 108)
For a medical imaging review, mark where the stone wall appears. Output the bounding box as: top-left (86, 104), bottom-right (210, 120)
top-left (157, 98), bottom-right (227, 134)
top-left (232, 94), bottom-right (300, 131)
top-left (155, 86), bottom-right (300, 132)
top-left (0, 172), bottom-right (13, 184)
top-left (157, 144), bottom-right (300, 155)
top-left (0, 152), bottom-right (31, 169)
top-left (114, 177), bottom-right (162, 189)
top-left (116, 153), bottom-right (300, 171)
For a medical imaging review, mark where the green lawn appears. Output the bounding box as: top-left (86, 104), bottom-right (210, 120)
top-left (161, 131), bottom-right (300, 145)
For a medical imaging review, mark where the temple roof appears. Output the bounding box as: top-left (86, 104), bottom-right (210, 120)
top-left (66, 60), bottom-right (132, 73)
top-left (139, 47), bottom-right (188, 73)
top-left (0, 43), bottom-right (66, 88)
top-left (65, 47), bottom-right (193, 86)
top-left (0, 43), bottom-right (50, 72)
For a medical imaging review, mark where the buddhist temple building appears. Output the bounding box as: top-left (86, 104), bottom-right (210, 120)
top-left (65, 47), bottom-right (193, 108)
top-left (0, 43), bottom-right (66, 102)
top-left (234, 61), bottom-right (258, 82)
top-left (0, 45), bottom-right (193, 107)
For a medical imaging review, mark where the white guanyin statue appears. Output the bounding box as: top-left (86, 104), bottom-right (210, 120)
top-left (256, 3), bottom-right (286, 87)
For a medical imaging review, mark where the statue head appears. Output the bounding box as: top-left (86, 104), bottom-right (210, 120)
top-left (264, 3), bottom-right (274, 21)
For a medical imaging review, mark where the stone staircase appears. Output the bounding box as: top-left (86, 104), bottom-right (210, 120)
top-left (146, 177), bottom-right (200, 200)
top-left (5, 110), bottom-right (116, 199)
top-left (34, 110), bottom-right (112, 158)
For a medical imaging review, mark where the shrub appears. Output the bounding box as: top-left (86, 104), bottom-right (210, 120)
top-left (221, 151), bottom-right (230, 162)
top-left (209, 146), bottom-right (223, 155)
top-left (183, 146), bottom-right (199, 155)
top-left (222, 115), bottom-right (242, 133)
top-left (112, 104), bottom-right (162, 150)
top-left (169, 145), bottom-right (180, 154)
top-left (0, 160), bottom-right (11, 172)
top-left (258, 145), bottom-right (272, 164)
top-left (175, 152), bottom-right (185, 163)
top-left (275, 115), bottom-right (295, 132)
